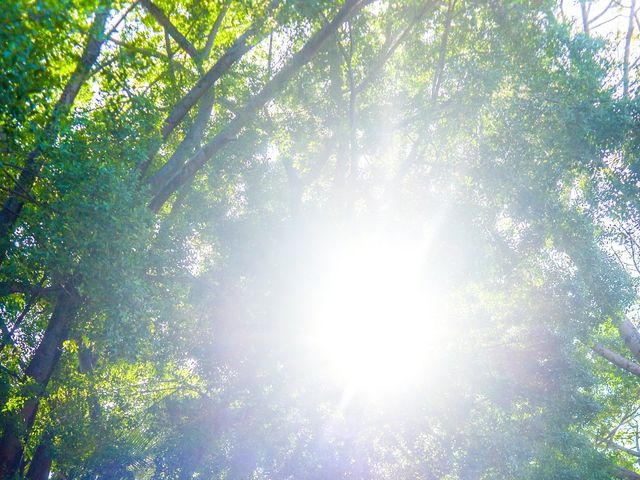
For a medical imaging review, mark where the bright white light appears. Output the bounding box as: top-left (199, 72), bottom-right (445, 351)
top-left (307, 233), bottom-right (445, 396)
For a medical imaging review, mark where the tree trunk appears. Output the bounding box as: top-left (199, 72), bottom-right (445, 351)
top-left (25, 432), bottom-right (53, 480)
top-left (0, 287), bottom-right (79, 478)
top-left (24, 288), bottom-right (79, 383)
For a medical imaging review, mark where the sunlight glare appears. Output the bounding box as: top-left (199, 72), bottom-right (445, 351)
top-left (307, 233), bottom-right (445, 396)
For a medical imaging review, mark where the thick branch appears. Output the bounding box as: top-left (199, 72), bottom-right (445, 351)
top-left (609, 441), bottom-right (640, 458)
top-left (619, 318), bottom-right (640, 364)
top-left (147, 85), bottom-right (217, 191)
top-left (25, 431), bottom-right (53, 480)
top-left (160, 1), bottom-right (279, 141)
top-left (148, 0), bottom-right (374, 210)
top-left (0, 281), bottom-right (58, 299)
top-left (580, 1), bottom-right (590, 35)
top-left (616, 467), bottom-right (640, 480)
top-left (593, 343), bottom-right (640, 378)
top-left (0, 285), bottom-right (80, 477)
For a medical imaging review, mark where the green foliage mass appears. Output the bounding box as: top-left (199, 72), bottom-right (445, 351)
top-left (2, 0), bottom-right (640, 479)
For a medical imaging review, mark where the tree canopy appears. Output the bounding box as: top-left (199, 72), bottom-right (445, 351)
top-left (3, 0), bottom-right (640, 478)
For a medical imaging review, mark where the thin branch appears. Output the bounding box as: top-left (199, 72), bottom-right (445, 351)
top-left (624, 0), bottom-right (636, 96)
top-left (591, 13), bottom-right (626, 31)
top-left (301, 136), bottom-right (337, 185)
top-left (0, 185), bottom-right (42, 207)
top-left (108, 37), bottom-right (183, 67)
top-left (589, 0), bottom-right (617, 25)
top-left (105, 0), bottom-right (140, 39)
top-left (0, 166), bottom-right (35, 198)
top-left (619, 224), bottom-right (640, 275)
top-left (139, 0), bottom-right (199, 61)
top-left (202, 0), bottom-right (230, 60)
top-left (600, 406), bottom-right (640, 446)
top-left (165, 30), bottom-right (177, 87)
top-left (432, 0), bottom-right (456, 102)
top-left (0, 279), bottom-right (43, 355)
top-left (356, 1), bottom-right (434, 93)
top-left (393, 138), bottom-right (422, 184)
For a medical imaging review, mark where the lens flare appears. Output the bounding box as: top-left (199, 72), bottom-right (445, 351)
top-left (306, 233), bottom-right (446, 396)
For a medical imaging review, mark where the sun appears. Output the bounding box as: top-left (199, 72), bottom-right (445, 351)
top-left (306, 232), bottom-right (446, 396)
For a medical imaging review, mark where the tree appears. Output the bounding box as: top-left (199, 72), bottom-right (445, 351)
top-left (2, 0), bottom-right (640, 478)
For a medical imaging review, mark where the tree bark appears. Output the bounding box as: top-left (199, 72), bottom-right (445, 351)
top-left (618, 317), bottom-right (640, 364)
top-left (0, 287), bottom-right (79, 478)
top-left (25, 432), bottom-right (53, 480)
top-left (616, 466), bottom-right (640, 480)
top-left (147, 85), bottom-right (217, 192)
top-left (24, 288), bottom-right (80, 383)
top-left (159, 1), bottom-right (279, 141)
top-left (148, 0), bottom-right (374, 210)
top-left (580, 2), bottom-right (590, 35)
top-left (592, 343), bottom-right (640, 378)
top-left (609, 440), bottom-right (640, 458)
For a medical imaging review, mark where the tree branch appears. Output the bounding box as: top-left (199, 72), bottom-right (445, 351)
top-left (356, 1), bottom-right (434, 94)
top-left (146, 84), bottom-right (217, 189)
top-left (616, 466), bottom-right (640, 480)
top-left (148, 0), bottom-right (375, 211)
top-left (593, 343), bottom-right (640, 378)
top-left (202, 0), bottom-right (230, 60)
top-left (432, 0), bottom-right (455, 102)
top-left (623, 0), bottom-right (636, 96)
top-left (0, 281), bottom-right (59, 299)
top-left (160, 0), bottom-right (279, 141)
top-left (618, 317), bottom-right (640, 364)
top-left (139, 0), bottom-right (199, 61)
top-left (609, 441), bottom-right (640, 458)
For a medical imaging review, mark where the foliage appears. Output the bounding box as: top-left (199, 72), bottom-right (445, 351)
top-left (2, 0), bottom-right (640, 479)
